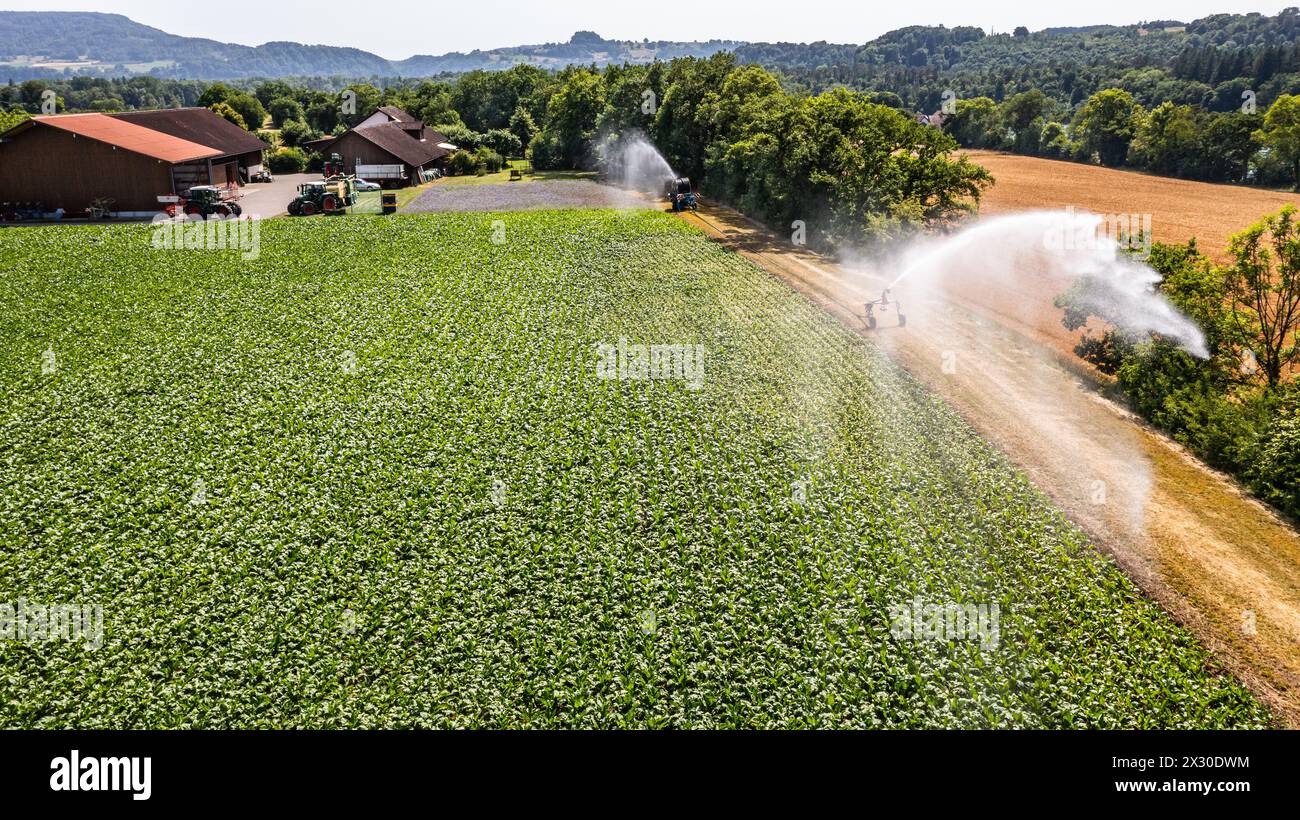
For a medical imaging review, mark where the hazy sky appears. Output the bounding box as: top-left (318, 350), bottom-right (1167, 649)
top-left (7, 1), bottom-right (1290, 59)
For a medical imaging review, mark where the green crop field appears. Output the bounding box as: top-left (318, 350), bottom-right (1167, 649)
top-left (0, 210), bottom-right (1271, 728)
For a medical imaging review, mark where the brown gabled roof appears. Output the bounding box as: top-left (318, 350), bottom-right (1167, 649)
top-left (26, 113), bottom-right (222, 163)
top-left (352, 121), bottom-right (450, 167)
top-left (302, 136), bottom-right (338, 154)
top-left (376, 105), bottom-right (416, 123)
top-left (112, 108), bottom-right (270, 158)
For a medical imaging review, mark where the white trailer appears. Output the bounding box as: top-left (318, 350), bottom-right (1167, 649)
top-left (355, 163), bottom-right (407, 182)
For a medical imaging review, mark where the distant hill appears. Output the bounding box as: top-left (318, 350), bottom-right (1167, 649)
top-left (0, 12), bottom-right (741, 79)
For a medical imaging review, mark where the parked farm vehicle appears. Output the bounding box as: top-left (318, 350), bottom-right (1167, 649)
top-left (665, 177), bottom-right (698, 212)
top-left (287, 176), bottom-right (357, 216)
top-left (250, 170), bottom-right (273, 183)
top-left (864, 289), bottom-right (906, 329)
top-left (323, 153), bottom-right (346, 178)
top-left (158, 185), bottom-right (242, 218)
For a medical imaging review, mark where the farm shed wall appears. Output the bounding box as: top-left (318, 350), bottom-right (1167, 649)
top-left (326, 131), bottom-right (415, 182)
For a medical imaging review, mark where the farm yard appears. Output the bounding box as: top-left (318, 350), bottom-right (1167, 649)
top-left (0, 210), bottom-right (1271, 728)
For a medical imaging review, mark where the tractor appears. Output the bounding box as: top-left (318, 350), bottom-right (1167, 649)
top-left (164, 185), bottom-right (242, 218)
top-left (864, 289), bottom-right (906, 329)
top-left (287, 176), bottom-right (357, 216)
top-left (665, 177), bottom-right (698, 212)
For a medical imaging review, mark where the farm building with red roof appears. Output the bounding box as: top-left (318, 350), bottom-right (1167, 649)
top-left (0, 108), bottom-right (270, 216)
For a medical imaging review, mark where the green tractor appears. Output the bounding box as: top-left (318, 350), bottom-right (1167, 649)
top-left (287, 176), bottom-right (357, 216)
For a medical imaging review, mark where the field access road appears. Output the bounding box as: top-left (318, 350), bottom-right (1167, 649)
top-left (675, 200), bottom-right (1300, 725)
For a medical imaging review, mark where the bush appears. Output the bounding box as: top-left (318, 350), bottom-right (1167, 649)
top-left (266, 147), bottom-right (307, 174)
top-left (208, 102), bottom-right (247, 131)
top-left (483, 128), bottom-right (522, 158)
top-left (476, 146), bottom-right (505, 173)
top-left (446, 146), bottom-right (504, 176)
top-left (433, 122), bottom-right (483, 150)
top-left (1252, 409), bottom-right (1300, 518)
top-left (278, 119), bottom-right (319, 149)
top-left (267, 97), bottom-right (304, 128)
top-left (446, 150), bottom-right (480, 176)
top-left (528, 130), bottom-right (564, 170)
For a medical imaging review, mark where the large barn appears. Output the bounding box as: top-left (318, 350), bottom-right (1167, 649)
top-left (311, 106), bottom-right (454, 187)
top-left (0, 108), bottom-right (271, 217)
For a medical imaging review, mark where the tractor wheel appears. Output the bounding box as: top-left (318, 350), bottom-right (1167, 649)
top-left (867, 315), bottom-right (877, 329)
top-left (301, 201), bottom-right (318, 216)
top-left (213, 204), bottom-right (231, 218)
top-left (323, 195), bottom-right (338, 213)
top-left (230, 203), bottom-right (243, 217)
top-left (898, 314), bottom-right (907, 327)
top-left (184, 203), bottom-right (202, 216)
top-left (288, 201), bottom-right (301, 216)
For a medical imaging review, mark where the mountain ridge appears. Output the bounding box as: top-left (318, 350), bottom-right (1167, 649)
top-left (0, 11), bottom-right (744, 79)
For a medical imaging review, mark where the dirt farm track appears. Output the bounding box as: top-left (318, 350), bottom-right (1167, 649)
top-left (675, 159), bottom-right (1300, 723)
top-left (965, 150), bottom-right (1300, 262)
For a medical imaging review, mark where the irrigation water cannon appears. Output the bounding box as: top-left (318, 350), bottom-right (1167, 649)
top-left (864, 289), bottom-right (906, 329)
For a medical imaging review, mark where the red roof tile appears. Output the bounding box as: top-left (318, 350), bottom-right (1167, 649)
top-left (33, 113), bottom-right (222, 163)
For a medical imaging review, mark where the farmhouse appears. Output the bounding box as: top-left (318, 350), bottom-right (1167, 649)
top-left (0, 108), bottom-right (270, 217)
top-left (312, 106), bottom-right (454, 187)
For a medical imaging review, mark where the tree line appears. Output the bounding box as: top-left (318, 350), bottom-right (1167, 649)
top-left (941, 86), bottom-right (1300, 188)
top-left (1057, 209), bottom-right (1300, 520)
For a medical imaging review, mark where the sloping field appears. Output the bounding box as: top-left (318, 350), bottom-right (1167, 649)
top-left (967, 150), bottom-right (1300, 262)
top-left (0, 211), bottom-right (1270, 727)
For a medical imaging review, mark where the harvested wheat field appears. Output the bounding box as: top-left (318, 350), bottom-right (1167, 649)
top-left (966, 150), bottom-right (1300, 262)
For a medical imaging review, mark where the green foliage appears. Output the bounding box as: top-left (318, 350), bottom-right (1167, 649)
top-left (531, 69), bottom-right (606, 170)
top-left (1073, 88), bottom-right (1138, 166)
top-left (433, 122), bottom-right (483, 151)
top-left (0, 106), bottom-right (30, 134)
top-left (277, 118), bottom-right (319, 149)
top-left (507, 104), bottom-right (538, 151)
top-left (198, 82), bottom-right (265, 132)
top-left (1056, 234), bottom-right (1300, 519)
top-left (399, 80), bottom-right (461, 128)
top-left (207, 101), bottom-right (246, 131)
top-left (482, 128), bottom-right (522, 158)
top-left (1253, 407), bottom-right (1300, 515)
top-left (0, 210), bottom-right (1270, 727)
top-left (340, 83), bottom-right (382, 128)
top-left (266, 97), bottom-right (304, 128)
top-left (265, 146), bottom-right (307, 173)
top-left (446, 145), bottom-right (504, 175)
top-left (1224, 205), bottom-right (1300, 387)
top-left (707, 87), bottom-right (991, 248)
top-left (944, 97), bottom-right (1001, 149)
top-left (1256, 94), bottom-right (1300, 188)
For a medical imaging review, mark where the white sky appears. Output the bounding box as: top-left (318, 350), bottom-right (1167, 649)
top-left (5, 1), bottom-right (1290, 59)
